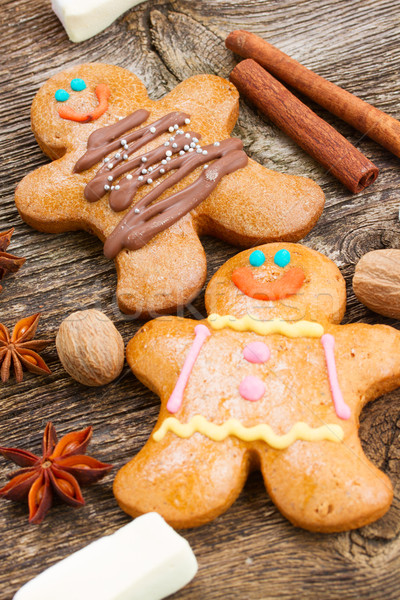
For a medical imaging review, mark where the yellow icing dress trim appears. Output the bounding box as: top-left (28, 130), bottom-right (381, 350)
top-left (153, 415), bottom-right (344, 449)
top-left (207, 314), bottom-right (324, 338)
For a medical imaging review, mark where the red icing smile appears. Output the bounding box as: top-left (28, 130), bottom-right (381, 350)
top-left (232, 266), bottom-right (305, 300)
top-left (57, 84), bottom-right (111, 122)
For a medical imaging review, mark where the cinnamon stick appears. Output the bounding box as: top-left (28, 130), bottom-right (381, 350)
top-left (226, 30), bottom-right (400, 159)
top-left (229, 59), bottom-right (378, 193)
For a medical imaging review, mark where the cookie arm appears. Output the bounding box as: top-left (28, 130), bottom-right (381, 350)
top-left (15, 155), bottom-right (91, 233)
top-left (126, 317), bottom-right (203, 398)
top-left (195, 158), bottom-right (325, 244)
top-left (333, 323), bottom-right (400, 409)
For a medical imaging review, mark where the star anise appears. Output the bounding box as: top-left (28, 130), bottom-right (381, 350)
top-left (0, 313), bottom-right (52, 383)
top-left (0, 228), bottom-right (25, 293)
top-left (0, 422), bottom-right (113, 524)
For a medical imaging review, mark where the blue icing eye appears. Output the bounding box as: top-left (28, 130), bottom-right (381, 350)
top-left (249, 250), bottom-right (265, 267)
top-left (70, 78), bottom-right (87, 92)
top-left (55, 89), bottom-right (70, 102)
top-left (274, 249), bottom-right (291, 268)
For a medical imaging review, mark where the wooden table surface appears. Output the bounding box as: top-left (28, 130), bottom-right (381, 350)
top-left (1, 0), bottom-right (400, 598)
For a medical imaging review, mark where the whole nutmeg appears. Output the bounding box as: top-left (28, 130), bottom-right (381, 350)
top-left (56, 309), bottom-right (124, 386)
top-left (353, 249), bottom-right (400, 319)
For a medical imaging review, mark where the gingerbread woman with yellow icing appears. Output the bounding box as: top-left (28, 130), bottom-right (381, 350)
top-left (115, 243), bottom-right (400, 532)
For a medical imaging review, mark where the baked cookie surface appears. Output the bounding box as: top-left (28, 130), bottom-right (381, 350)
top-left (15, 64), bottom-right (325, 315)
top-left (116, 243), bottom-right (400, 532)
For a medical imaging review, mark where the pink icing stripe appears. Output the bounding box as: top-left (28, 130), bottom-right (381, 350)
top-left (321, 333), bottom-right (351, 420)
top-left (166, 324), bottom-right (211, 414)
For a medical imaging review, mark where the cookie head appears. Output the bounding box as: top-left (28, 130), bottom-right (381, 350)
top-left (31, 63), bottom-right (149, 159)
top-left (205, 243), bottom-right (346, 324)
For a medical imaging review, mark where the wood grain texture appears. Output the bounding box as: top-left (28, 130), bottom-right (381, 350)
top-left (0, 0), bottom-right (400, 598)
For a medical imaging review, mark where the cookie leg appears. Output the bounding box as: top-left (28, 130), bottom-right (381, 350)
top-left (114, 435), bottom-right (249, 528)
top-left (258, 436), bottom-right (393, 532)
top-left (115, 217), bottom-right (207, 316)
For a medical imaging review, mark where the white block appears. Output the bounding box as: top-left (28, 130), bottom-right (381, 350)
top-left (52, 0), bottom-right (147, 43)
top-left (14, 512), bottom-right (198, 600)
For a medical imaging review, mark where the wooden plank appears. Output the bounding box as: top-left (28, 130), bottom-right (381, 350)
top-left (0, 0), bottom-right (400, 597)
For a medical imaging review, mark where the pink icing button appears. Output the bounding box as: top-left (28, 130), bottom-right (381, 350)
top-left (243, 341), bottom-right (270, 364)
top-left (239, 375), bottom-right (266, 402)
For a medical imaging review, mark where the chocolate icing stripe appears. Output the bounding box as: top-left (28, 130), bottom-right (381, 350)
top-left (103, 141), bottom-right (248, 258)
top-left (85, 131), bottom-right (201, 210)
top-left (74, 111), bottom-right (190, 173)
top-left (74, 110), bottom-right (149, 173)
top-left (125, 138), bottom-right (244, 219)
top-left (95, 112), bottom-right (190, 178)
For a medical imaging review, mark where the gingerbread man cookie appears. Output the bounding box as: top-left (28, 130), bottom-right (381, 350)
top-left (115, 243), bottom-right (400, 532)
top-left (15, 64), bottom-right (324, 315)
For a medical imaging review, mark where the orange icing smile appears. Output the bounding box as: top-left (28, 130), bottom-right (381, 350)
top-left (232, 266), bottom-right (305, 300)
top-left (57, 83), bottom-right (111, 122)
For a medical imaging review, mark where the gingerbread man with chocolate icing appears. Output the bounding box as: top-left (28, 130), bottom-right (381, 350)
top-left (115, 243), bottom-right (400, 532)
top-left (15, 63), bottom-right (324, 315)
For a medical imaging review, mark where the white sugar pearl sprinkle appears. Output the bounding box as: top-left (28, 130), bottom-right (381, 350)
top-left (148, 166), bottom-right (153, 172)
top-left (138, 175), bottom-right (143, 181)
top-left (184, 118), bottom-right (190, 124)
top-left (134, 208), bottom-right (140, 214)
top-left (107, 176), bottom-right (113, 181)
top-left (150, 126), bottom-right (156, 133)
top-left (108, 163), bottom-right (114, 169)
top-left (196, 148), bottom-right (202, 153)
top-left (172, 143), bottom-right (178, 148)
top-left (104, 157), bottom-right (109, 162)
top-left (111, 186), bottom-right (115, 190)
top-left (170, 136), bottom-right (175, 141)
top-left (214, 141), bottom-right (220, 146)
top-left (190, 142), bottom-right (196, 148)
top-left (204, 164), bottom-right (208, 169)
top-left (115, 153), bottom-right (121, 159)
top-left (142, 169), bottom-right (147, 174)
top-left (166, 156), bottom-right (171, 161)
top-left (141, 157), bottom-right (147, 163)
top-left (168, 126), bottom-right (174, 132)
top-left (160, 168), bottom-right (165, 174)
top-left (126, 174), bottom-right (133, 180)
top-left (184, 145), bottom-right (189, 151)
top-left (189, 148), bottom-right (194, 152)
top-left (123, 154), bottom-right (128, 160)
top-left (147, 178), bottom-right (153, 184)
top-left (193, 137), bottom-right (199, 143)
top-left (185, 133), bottom-right (191, 139)
top-left (174, 124), bottom-right (179, 130)
top-left (177, 129), bottom-right (183, 135)
top-left (202, 150), bottom-right (208, 155)
top-left (164, 141), bottom-right (170, 146)
top-left (179, 150), bottom-right (185, 155)
top-left (115, 185), bottom-right (120, 190)
top-left (104, 184), bottom-right (110, 191)
top-left (120, 139), bottom-right (127, 145)
top-left (162, 159), bottom-right (167, 165)
top-left (166, 150), bottom-right (172, 156)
